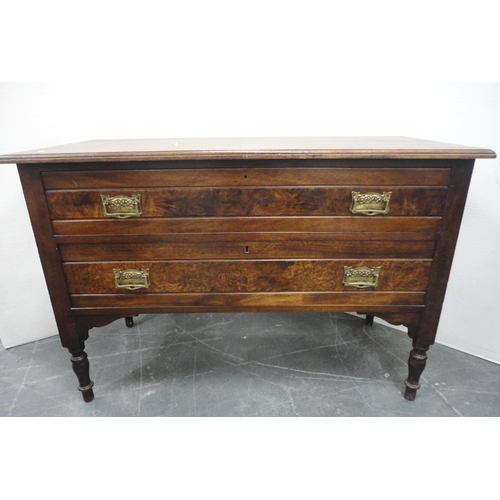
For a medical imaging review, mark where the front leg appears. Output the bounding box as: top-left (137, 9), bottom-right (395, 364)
top-left (404, 340), bottom-right (430, 401)
top-left (68, 341), bottom-right (94, 402)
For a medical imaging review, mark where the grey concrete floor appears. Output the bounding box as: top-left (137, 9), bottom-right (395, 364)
top-left (1, 312), bottom-right (499, 417)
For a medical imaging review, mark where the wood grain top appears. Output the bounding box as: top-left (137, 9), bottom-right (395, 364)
top-left (0, 137), bottom-right (496, 163)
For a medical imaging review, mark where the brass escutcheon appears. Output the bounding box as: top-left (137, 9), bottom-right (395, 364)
top-left (350, 191), bottom-right (391, 216)
top-left (113, 268), bottom-right (150, 290)
top-left (343, 266), bottom-right (381, 289)
top-left (101, 194), bottom-right (142, 218)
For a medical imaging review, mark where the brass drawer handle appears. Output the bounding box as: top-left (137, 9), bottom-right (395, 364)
top-left (113, 268), bottom-right (150, 290)
top-left (350, 191), bottom-right (391, 216)
top-left (101, 194), bottom-right (142, 218)
top-left (343, 266), bottom-right (380, 289)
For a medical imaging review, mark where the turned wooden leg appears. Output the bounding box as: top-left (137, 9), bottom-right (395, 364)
top-left (125, 316), bottom-right (134, 328)
top-left (68, 341), bottom-right (94, 402)
top-left (404, 340), bottom-right (430, 401)
top-left (365, 315), bottom-right (374, 326)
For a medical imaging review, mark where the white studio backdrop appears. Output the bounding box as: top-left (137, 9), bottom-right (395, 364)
top-left (0, 83), bottom-right (499, 365)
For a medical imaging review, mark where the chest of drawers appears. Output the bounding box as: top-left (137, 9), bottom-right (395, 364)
top-left (1, 137), bottom-right (495, 403)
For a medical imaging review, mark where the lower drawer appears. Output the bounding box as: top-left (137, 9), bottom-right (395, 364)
top-left (63, 259), bottom-right (432, 294)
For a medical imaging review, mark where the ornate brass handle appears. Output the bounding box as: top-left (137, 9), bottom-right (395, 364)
top-left (350, 191), bottom-right (391, 216)
top-left (101, 194), bottom-right (142, 218)
top-left (343, 266), bottom-right (381, 289)
top-left (113, 268), bottom-right (150, 290)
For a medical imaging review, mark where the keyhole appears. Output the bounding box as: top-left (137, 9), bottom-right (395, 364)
top-left (243, 174), bottom-right (248, 182)
top-left (245, 246), bottom-right (250, 254)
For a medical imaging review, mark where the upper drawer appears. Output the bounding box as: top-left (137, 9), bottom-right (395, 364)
top-left (46, 186), bottom-right (447, 219)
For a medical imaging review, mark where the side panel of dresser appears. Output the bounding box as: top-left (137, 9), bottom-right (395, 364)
top-left (17, 165), bottom-right (82, 347)
top-left (17, 165), bottom-right (96, 401)
top-left (401, 161), bottom-right (474, 399)
top-left (408, 161), bottom-right (475, 342)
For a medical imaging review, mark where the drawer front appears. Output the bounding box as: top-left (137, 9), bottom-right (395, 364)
top-left (63, 259), bottom-right (432, 294)
top-left (42, 167), bottom-right (451, 189)
top-left (46, 186), bottom-right (447, 219)
top-left (58, 234), bottom-right (437, 261)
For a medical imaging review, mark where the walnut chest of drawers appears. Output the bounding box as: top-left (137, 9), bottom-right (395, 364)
top-left (1, 137), bottom-right (495, 403)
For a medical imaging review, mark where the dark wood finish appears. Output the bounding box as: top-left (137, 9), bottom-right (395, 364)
top-left (70, 292), bottom-right (426, 311)
top-left (42, 167), bottom-right (451, 189)
top-left (404, 341), bottom-right (430, 401)
top-left (46, 186), bottom-right (447, 219)
top-left (68, 341), bottom-right (94, 402)
top-left (415, 163), bottom-right (476, 345)
top-left (52, 216), bottom-right (443, 236)
top-left (2, 138), bottom-right (494, 403)
top-left (57, 235), bottom-right (437, 261)
top-left (1, 137), bottom-right (495, 163)
top-left (16, 166), bottom-right (81, 350)
top-left (63, 259), bottom-right (432, 294)
top-left (125, 317), bottom-right (134, 328)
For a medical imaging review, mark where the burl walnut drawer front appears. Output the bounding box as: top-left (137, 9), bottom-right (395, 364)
top-left (44, 166), bottom-right (449, 220)
top-left (64, 259), bottom-right (432, 294)
top-left (46, 186), bottom-right (447, 219)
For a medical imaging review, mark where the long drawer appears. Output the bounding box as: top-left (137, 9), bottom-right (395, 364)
top-left (46, 186), bottom-right (447, 219)
top-left (44, 166), bottom-right (450, 225)
top-left (63, 259), bottom-right (432, 294)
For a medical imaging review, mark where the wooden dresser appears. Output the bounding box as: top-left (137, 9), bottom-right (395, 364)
top-left (1, 137), bottom-right (495, 403)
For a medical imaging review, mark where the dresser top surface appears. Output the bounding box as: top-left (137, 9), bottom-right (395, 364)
top-left (1, 136), bottom-right (495, 164)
